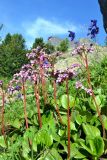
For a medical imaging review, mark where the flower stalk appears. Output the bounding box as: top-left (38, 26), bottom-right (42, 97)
top-left (40, 61), bottom-right (47, 105)
top-left (66, 78), bottom-right (71, 160)
top-left (84, 53), bottom-right (106, 138)
top-left (22, 81), bottom-right (29, 130)
top-left (34, 83), bottom-right (42, 128)
top-left (53, 80), bottom-right (63, 124)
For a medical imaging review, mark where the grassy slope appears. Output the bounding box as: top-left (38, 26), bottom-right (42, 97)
top-left (55, 45), bottom-right (107, 70)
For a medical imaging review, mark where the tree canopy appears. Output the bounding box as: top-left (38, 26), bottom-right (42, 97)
top-left (0, 33), bottom-right (28, 77)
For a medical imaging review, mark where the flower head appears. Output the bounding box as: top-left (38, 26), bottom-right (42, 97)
top-left (52, 66), bottom-right (76, 84)
top-left (87, 20), bottom-right (99, 39)
top-left (68, 31), bottom-right (75, 41)
top-left (75, 81), bottom-right (92, 96)
top-left (72, 43), bottom-right (94, 56)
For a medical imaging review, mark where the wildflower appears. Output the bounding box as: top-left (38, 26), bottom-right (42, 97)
top-left (7, 86), bottom-right (15, 95)
top-left (72, 43), bottom-right (94, 56)
top-left (87, 20), bottom-right (99, 39)
top-left (75, 81), bottom-right (92, 96)
top-left (85, 88), bottom-right (92, 96)
top-left (71, 63), bottom-right (81, 68)
top-left (14, 85), bottom-right (21, 91)
top-left (52, 67), bottom-right (76, 84)
top-left (68, 31), bottom-right (75, 41)
top-left (75, 81), bottom-right (83, 89)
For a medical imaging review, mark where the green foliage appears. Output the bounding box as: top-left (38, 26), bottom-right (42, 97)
top-left (0, 51), bottom-right (107, 159)
top-left (32, 37), bottom-right (44, 49)
top-left (0, 33), bottom-right (28, 76)
top-left (45, 42), bottom-right (55, 54)
top-left (57, 38), bottom-right (69, 52)
top-left (60, 94), bottom-right (75, 109)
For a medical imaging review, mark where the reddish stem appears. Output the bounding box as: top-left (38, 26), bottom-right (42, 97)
top-left (53, 80), bottom-right (63, 124)
top-left (40, 61), bottom-right (47, 104)
top-left (42, 68), bottom-right (47, 104)
top-left (22, 82), bottom-right (29, 129)
top-left (1, 89), bottom-right (5, 136)
top-left (66, 78), bottom-right (71, 160)
top-left (84, 54), bottom-right (106, 138)
top-left (34, 83), bottom-right (42, 128)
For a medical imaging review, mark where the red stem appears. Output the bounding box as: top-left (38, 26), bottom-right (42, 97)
top-left (40, 61), bottom-right (47, 104)
top-left (84, 54), bottom-right (106, 138)
top-left (22, 82), bottom-right (29, 129)
top-left (53, 80), bottom-right (63, 124)
top-left (66, 78), bottom-right (71, 160)
top-left (34, 83), bottom-right (42, 128)
top-left (41, 68), bottom-right (47, 104)
top-left (1, 89), bottom-right (5, 136)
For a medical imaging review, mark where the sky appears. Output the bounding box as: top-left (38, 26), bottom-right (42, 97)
top-left (0, 0), bottom-right (106, 48)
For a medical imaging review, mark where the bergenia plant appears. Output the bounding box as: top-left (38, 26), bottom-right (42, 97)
top-left (71, 22), bottom-right (105, 138)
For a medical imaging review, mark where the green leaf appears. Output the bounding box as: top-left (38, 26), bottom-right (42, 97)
top-left (32, 139), bottom-right (37, 152)
top-left (82, 124), bottom-right (100, 138)
top-left (11, 118), bottom-right (21, 129)
top-left (70, 143), bottom-right (80, 158)
top-left (50, 148), bottom-right (63, 160)
top-left (22, 139), bottom-right (30, 159)
top-left (74, 151), bottom-right (87, 159)
top-left (89, 95), bottom-right (104, 111)
top-left (35, 129), bottom-right (53, 147)
top-left (75, 114), bottom-right (82, 125)
top-left (93, 136), bottom-right (104, 157)
top-left (70, 121), bottom-right (77, 131)
top-left (79, 141), bottom-right (94, 155)
top-left (58, 129), bottom-right (65, 136)
top-left (0, 136), bottom-right (6, 148)
top-left (38, 148), bottom-right (62, 160)
top-left (62, 116), bottom-right (77, 131)
top-left (60, 94), bottom-right (74, 109)
top-left (80, 136), bottom-right (104, 157)
top-left (102, 115), bottom-right (107, 130)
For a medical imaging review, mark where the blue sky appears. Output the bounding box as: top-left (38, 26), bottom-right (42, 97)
top-left (0, 0), bottom-right (106, 48)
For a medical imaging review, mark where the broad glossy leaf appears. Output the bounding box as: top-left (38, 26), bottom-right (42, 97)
top-left (79, 141), bottom-right (94, 155)
top-left (81, 136), bottom-right (104, 157)
top-left (74, 151), bottom-right (87, 159)
top-left (89, 95), bottom-right (104, 111)
top-left (35, 129), bottom-right (53, 147)
top-left (0, 136), bottom-right (6, 148)
top-left (82, 124), bottom-right (101, 138)
top-left (70, 121), bottom-right (77, 131)
top-left (60, 94), bottom-right (74, 109)
top-left (38, 148), bottom-right (62, 160)
top-left (62, 116), bottom-right (77, 130)
top-left (10, 118), bottom-right (21, 129)
top-left (32, 139), bottom-right (37, 152)
top-left (93, 136), bottom-right (104, 157)
top-left (50, 148), bottom-right (63, 160)
top-left (75, 114), bottom-right (82, 125)
top-left (22, 140), bottom-right (30, 159)
top-left (102, 115), bottom-right (107, 130)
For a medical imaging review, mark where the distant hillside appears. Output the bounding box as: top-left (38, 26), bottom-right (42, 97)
top-left (55, 43), bottom-right (107, 70)
top-left (48, 36), bottom-right (62, 46)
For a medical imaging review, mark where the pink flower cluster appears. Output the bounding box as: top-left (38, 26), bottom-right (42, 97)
top-left (72, 43), bottom-right (94, 56)
top-left (75, 81), bottom-right (92, 96)
top-left (53, 66), bottom-right (78, 84)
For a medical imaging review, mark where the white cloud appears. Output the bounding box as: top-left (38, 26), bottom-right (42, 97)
top-left (22, 17), bottom-right (80, 48)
